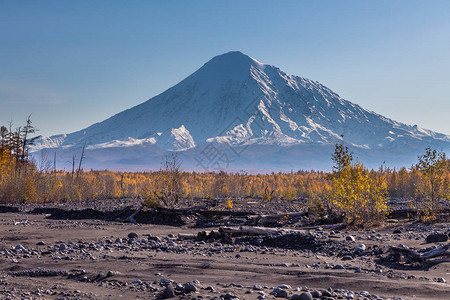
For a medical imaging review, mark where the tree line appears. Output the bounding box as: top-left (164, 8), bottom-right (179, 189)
top-left (0, 119), bottom-right (449, 223)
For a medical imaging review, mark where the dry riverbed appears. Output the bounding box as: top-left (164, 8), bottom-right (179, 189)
top-left (0, 210), bottom-right (449, 300)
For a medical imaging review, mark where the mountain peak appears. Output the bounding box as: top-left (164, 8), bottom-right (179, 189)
top-left (211, 51), bottom-right (255, 62)
top-left (200, 51), bottom-right (265, 74)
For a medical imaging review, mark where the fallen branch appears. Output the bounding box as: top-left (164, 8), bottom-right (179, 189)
top-left (125, 206), bottom-right (143, 224)
top-left (390, 242), bottom-right (450, 263)
top-left (301, 222), bottom-right (347, 231)
top-left (14, 216), bottom-right (28, 226)
top-left (255, 212), bottom-right (304, 226)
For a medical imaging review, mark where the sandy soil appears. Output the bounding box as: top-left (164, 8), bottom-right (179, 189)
top-left (0, 211), bottom-right (449, 300)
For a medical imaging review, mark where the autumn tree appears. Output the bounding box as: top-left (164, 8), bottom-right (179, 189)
top-left (325, 142), bottom-right (388, 226)
top-left (144, 153), bottom-right (184, 208)
top-left (414, 147), bottom-right (449, 221)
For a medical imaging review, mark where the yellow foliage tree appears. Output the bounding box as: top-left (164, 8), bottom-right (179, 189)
top-left (414, 147), bottom-right (449, 221)
top-left (326, 142), bottom-right (388, 226)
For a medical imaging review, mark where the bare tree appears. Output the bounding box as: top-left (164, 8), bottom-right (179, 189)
top-left (19, 115), bottom-right (37, 164)
top-left (76, 142), bottom-right (86, 180)
top-left (149, 153), bottom-right (184, 208)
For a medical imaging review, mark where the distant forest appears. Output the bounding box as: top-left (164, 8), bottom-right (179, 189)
top-left (1, 119), bottom-right (449, 223)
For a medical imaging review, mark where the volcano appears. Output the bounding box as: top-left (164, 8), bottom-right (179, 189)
top-left (33, 51), bottom-right (450, 171)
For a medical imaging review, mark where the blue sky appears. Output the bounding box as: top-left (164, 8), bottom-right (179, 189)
top-left (1, 0), bottom-right (450, 136)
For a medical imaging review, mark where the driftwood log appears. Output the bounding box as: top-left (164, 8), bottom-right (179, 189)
top-left (178, 233), bottom-right (197, 240)
top-left (219, 226), bottom-right (307, 236)
top-left (390, 243), bottom-right (450, 263)
top-left (387, 208), bottom-right (450, 220)
top-left (255, 212), bottom-right (304, 226)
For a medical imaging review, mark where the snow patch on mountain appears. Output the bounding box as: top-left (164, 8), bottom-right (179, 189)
top-left (155, 125), bottom-right (195, 151)
top-left (32, 134), bottom-right (67, 150)
top-left (86, 137), bottom-right (157, 150)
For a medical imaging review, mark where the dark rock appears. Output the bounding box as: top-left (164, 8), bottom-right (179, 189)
top-left (310, 290), bottom-right (321, 298)
top-left (332, 264), bottom-right (345, 270)
top-left (128, 232), bottom-right (138, 239)
top-left (393, 229), bottom-right (402, 234)
top-left (106, 271), bottom-right (115, 277)
top-left (345, 235), bottom-right (355, 242)
top-left (183, 283), bottom-right (197, 293)
top-left (277, 284), bottom-right (292, 289)
top-left (205, 286), bottom-right (215, 292)
top-left (272, 287), bottom-right (288, 298)
top-left (160, 284), bottom-right (175, 298)
top-left (291, 292), bottom-right (313, 300)
top-left (354, 244), bottom-right (366, 253)
top-left (15, 245), bottom-right (25, 250)
top-left (426, 233), bottom-right (448, 243)
top-left (222, 293), bottom-right (239, 299)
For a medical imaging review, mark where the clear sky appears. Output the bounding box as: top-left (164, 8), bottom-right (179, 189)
top-left (1, 0), bottom-right (450, 137)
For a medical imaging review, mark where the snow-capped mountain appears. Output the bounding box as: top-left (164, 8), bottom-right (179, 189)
top-left (33, 51), bottom-right (450, 171)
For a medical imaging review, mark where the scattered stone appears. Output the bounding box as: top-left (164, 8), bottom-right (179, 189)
top-left (359, 291), bottom-right (370, 297)
top-left (184, 283), bottom-right (197, 293)
top-left (310, 290), bottom-right (321, 298)
top-left (291, 292), bottom-right (313, 300)
top-left (272, 287), bottom-right (289, 298)
top-left (332, 264), bottom-right (345, 270)
top-left (160, 284), bottom-right (175, 298)
top-left (128, 232), bottom-right (138, 239)
top-left (15, 244), bottom-right (25, 250)
top-left (278, 284), bottom-right (292, 289)
top-left (222, 292), bottom-right (239, 299)
top-left (345, 235), bottom-right (355, 242)
top-left (426, 233), bottom-right (448, 243)
top-left (355, 244), bottom-right (366, 253)
top-left (321, 289), bottom-right (333, 297)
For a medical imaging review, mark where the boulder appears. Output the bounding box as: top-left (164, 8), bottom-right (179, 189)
top-left (160, 284), bottom-right (175, 298)
top-left (426, 233), bottom-right (448, 243)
